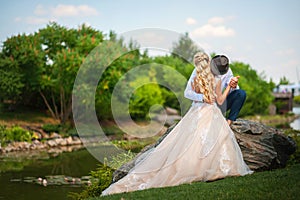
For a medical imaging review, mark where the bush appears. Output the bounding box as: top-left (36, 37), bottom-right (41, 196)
top-left (285, 129), bottom-right (300, 165)
top-left (0, 125), bottom-right (6, 146)
top-left (0, 125), bottom-right (33, 146)
top-left (129, 82), bottom-right (165, 119)
top-left (70, 162), bottom-right (114, 200)
top-left (42, 123), bottom-right (61, 133)
top-left (294, 95), bottom-right (300, 105)
top-left (71, 151), bottom-right (135, 200)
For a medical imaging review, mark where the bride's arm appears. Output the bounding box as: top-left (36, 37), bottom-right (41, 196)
top-left (215, 79), bottom-right (231, 105)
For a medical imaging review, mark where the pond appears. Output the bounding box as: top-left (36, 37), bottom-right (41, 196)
top-left (0, 147), bottom-right (101, 200)
top-left (290, 107), bottom-right (300, 131)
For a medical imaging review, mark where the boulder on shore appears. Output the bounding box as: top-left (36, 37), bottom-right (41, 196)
top-left (112, 119), bottom-right (297, 183)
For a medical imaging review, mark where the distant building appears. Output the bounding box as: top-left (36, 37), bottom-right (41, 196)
top-left (274, 84), bottom-right (300, 96)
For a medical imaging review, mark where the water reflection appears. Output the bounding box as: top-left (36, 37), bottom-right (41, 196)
top-left (0, 148), bottom-right (100, 200)
top-left (290, 107), bottom-right (300, 130)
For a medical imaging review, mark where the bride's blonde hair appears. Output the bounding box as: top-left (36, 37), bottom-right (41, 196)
top-left (192, 52), bottom-right (216, 102)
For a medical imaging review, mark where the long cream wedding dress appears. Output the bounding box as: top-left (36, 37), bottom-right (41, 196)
top-left (102, 100), bottom-right (253, 196)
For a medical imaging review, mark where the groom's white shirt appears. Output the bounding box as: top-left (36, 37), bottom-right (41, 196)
top-left (184, 68), bottom-right (238, 102)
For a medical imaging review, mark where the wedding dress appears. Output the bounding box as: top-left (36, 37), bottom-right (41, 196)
top-left (102, 101), bottom-right (253, 196)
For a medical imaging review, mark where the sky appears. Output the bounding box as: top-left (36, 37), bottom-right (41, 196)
top-left (1, 0), bottom-right (300, 84)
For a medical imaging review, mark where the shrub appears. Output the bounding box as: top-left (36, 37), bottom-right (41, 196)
top-left (69, 162), bottom-right (114, 200)
top-left (0, 125), bottom-right (33, 146)
top-left (71, 151), bottom-right (135, 200)
top-left (129, 82), bottom-right (165, 119)
top-left (285, 129), bottom-right (300, 165)
top-left (294, 95), bottom-right (300, 105)
top-left (0, 125), bottom-right (6, 146)
top-left (42, 123), bottom-right (61, 133)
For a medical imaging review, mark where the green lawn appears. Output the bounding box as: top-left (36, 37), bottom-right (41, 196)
top-left (90, 164), bottom-right (300, 200)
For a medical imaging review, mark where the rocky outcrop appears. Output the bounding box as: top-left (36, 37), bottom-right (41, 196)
top-left (231, 119), bottom-right (296, 171)
top-left (112, 119), bottom-right (297, 182)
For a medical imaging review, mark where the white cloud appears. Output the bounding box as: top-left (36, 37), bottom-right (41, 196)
top-left (191, 24), bottom-right (235, 38)
top-left (16, 4), bottom-right (99, 25)
top-left (25, 17), bottom-right (50, 25)
top-left (51, 4), bottom-right (99, 17)
top-left (34, 4), bottom-right (48, 16)
top-left (185, 17), bottom-right (197, 25)
top-left (190, 16), bottom-right (236, 38)
top-left (208, 17), bottom-right (225, 25)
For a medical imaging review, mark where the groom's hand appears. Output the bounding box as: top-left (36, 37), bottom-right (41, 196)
top-left (229, 76), bottom-right (240, 88)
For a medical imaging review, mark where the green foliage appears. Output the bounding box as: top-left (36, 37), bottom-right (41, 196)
top-left (0, 56), bottom-right (24, 102)
top-left (71, 151), bottom-right (135, 200)
top-left (92, 45), bottom-right (137, 120)
top-left (284, 129), bottom-right (300, 165)
top-left (0, 33), bottom-right (44, 104)
top-left (0, 125), bottom-right (6, 146)
top-left (129, 82), bottom-right (165, 119)
top-left (108, 150), bottom-right (135, 170)
top-left (0, 21), bottom-right (287, 123)
top-left (280, 76), bottom-right (290, 85)
top-left (38, 22), bottom-right (104, 123)
top-left (294, 95), bottom-right (300, 104)
top-left (111, 139), bottom-right (151, 152)
top-left (0, 125), bottom-right (33, 146)
top-left (42, 123), bottom-right (61, 133)
top-left (152, 55), bottom-right (193, 112)
top-left (70, 162), bottom-right (114, 200)
top-left (231, 62), bottom-right (274, 116)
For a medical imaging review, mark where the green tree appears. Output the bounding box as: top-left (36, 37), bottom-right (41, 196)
top-left (153, 55), bottom-right (194, 112)
top-left (279, 76), bottom-right (290, 85)
top-left (95, 49), bottom-right (143, 120)
top-left (171, 32), bottom-right (202, 62)
top-left (231, 62), bottom-right (274, 116)
top-left (0, 33), bottom-right (45, 108)
top-left (37, 22), bottom-right (104, 123)
top-left (0, 54), bottom-right (24, 106)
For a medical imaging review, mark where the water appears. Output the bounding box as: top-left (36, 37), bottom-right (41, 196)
top-left (0, 148), bottom-right (100, 200)
top-left (290, 107), bottom-right (300, 130)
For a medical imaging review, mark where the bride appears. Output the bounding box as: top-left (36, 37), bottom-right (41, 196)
top-left (101, 52), bottom-right (253, 196)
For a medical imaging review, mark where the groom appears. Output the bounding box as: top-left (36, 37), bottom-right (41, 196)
top-left (184, 54), bottom-right (246, 125)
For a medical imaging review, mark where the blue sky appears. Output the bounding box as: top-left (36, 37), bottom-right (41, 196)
top-left (1, 0), bottom-right (300, 84)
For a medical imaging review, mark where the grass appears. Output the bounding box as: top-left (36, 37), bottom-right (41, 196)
top-left (89, 164), bottom-right (300, 200)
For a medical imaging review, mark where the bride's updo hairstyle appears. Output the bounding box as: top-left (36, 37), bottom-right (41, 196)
top-left (192, 52), bottom-right (216, 103)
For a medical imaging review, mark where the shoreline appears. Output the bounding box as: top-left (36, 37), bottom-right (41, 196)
top-left (1, 113), bottom-right (299, 156)
top-left (0, 135), bottom-right (85, 155)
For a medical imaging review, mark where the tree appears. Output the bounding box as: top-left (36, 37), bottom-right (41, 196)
top-left (0, 33), bottom-right (45, 108)
top-left (171, 32), bottom-right (202, 62)
top-left (0, 54), bottom-right (24, 108)
top-left (279, 76), bottom-right (289, 85)
top-left (231, 62), bottom-right (274, 116)
top-left (38, 22), bottom-right (104, 123)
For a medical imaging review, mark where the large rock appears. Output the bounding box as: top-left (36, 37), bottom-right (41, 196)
top-left (112, 119), bottom-right (297, 182)
top-left (231, 119), bottom-right (296, 171)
